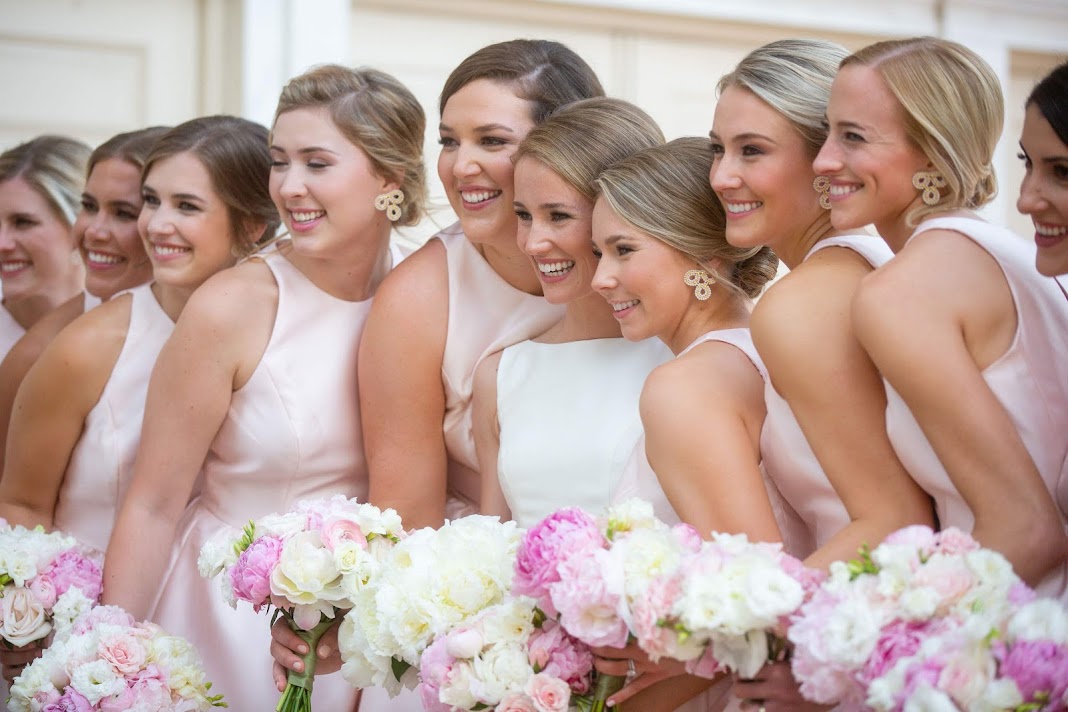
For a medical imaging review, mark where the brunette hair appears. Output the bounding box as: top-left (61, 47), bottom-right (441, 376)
top-left (440, 39), bottom-right (604, 125)
top-left (594, 137), bottom-right (778, 300)
top-left (143, 116), bottom-right (279, 256)
top-left (87, 126), bottom-right (170, 179)
top-left (1027, 60), bottom-right (1068, 148)
top-left (273, 64), bottom-right (427, 227)
top-left (0, 135), bottom-right (92, 226)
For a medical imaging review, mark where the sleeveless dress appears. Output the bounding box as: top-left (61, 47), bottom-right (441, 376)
top-left (760, 234), bottom-right (894, 558)
top-left (437, 223), bottom-right (565, 517)
top-left (882, 217), bottom-right (1068, 601)
top-left (0, 304), bottom-right (25, 359)
top-left (495, 337), bottom-right (670, 528)
top-left (613, 329), bottom-right (786, 712)
top-left (149, 244), bottom-right (402, 712)
top-left (53, 284), bottom-right (174, 553)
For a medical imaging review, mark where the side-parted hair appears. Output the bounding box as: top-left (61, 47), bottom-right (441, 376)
top-left (514, 97), bottom-right (665, 202)
top-left (594, 137), bottom-right (778, 300)
top-left (842, 37), bottom-right (1003, 225)
top-left (143, 116), bottom-right (279, 257)
top-left (273, 64), bottom-right (427, 228)
top-left (718, 38), bottom-right (849, 156)
top-left (0, 135), bottom-right (92, 226)
top-left (87, 126), bottom-right (171, 180)
top-left (440, 39), bottom-right (605, 125)
top-left (1027, 60), bottom-right (1068, 148)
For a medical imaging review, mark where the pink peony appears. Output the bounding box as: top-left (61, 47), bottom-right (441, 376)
top-left (33, 690), bottom-right (62, 707)
top-left (321, 517), bottom-right (366, 552)
top-left (524, 672), bottom-right (570, 712)
top-left (418, 635), bottom-right (456, 712)
top-left (513, 508), bottom-right (603, 615)
top-left (631, 572), bottom-right (684, 662)
top-left (1007, 582), bottom-right (1038, 606)
top-left (671, 523), bottom-right (703, 553)
top-left (497, 691), bottom-right (538, 711)
top-left (860, 619), bottom-right (937, 684)
top-left (98, 629), bottom-right (148, 675)
top-left (42, 688), bottom-right (92, 712)
top-left (929, 528), bottom-right (980, 557)
top-left (549, 551), bottom-right (628, 648)
top-left (230, 534), bottom-right (284, 608)
top-left (43, 550), bottom-right (102, 600)
top-left (28, 574), bottom-right (58, 609)
top-left (72, 605), bottom-right (136, 636)
top-left (882, 525), bottom-right (938, 549)
top-left (527, 621), bottom-right (593, 694)
top-left (997, 640), bottom-right (1068, 706)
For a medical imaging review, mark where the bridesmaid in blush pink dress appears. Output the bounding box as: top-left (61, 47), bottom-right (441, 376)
top-left (103, 66), bottom-right (427, 712)
top-left (359, 40), bottom-right (604, 533)
top-left (704, 42), bottom-right (935, 710)
top-left (818, 38), bottom-right (1068, 598)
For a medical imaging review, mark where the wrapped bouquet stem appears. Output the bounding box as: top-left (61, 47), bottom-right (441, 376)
top-left (275, 611), bottom-right (338, 712)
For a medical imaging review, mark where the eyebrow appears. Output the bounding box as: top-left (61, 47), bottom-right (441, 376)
top-left (172, 193), bottom-right (206, 203)
top-left (708, 129), bottom-right (776, 144)
top-left (604, 234), bottom-right (630, 246)
top-left (269, 145), bottom-right (339, 156)
top-left (439, 122), bottom-right (519, 134)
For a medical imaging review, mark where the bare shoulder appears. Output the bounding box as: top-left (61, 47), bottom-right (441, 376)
top-left (179, 258), bottom-right (278, 336)
top-left (642, 341), bottom-right (762, 413)
top-left (372, 237), bottom-right (448, 323)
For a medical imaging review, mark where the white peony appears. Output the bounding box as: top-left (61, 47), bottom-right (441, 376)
top-left (600, 498), bottom-right (662, 538)
top-left (50, 587), bottom-right (94, 641)
top-left (255, 511), bottom-right (306, 538)
top-left (270, 530), bottom-right (348, 626)
top-left (470, 642), bottom-right (534, 704)
top-left (197, 527), bottom-right (238, 579)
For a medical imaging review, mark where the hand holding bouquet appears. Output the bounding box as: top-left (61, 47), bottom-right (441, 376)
top-left (8, 605), bottom-right (225, 711)
top-left (198, 495), bottom-right (404, 712)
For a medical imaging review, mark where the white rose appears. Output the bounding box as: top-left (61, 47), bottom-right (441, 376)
top-left (70, 658), bottom-right (126, 704)
top-left (1008, 599), bottom-right (1068, 644)
top-left (1, 586), bottom-right (52, 646)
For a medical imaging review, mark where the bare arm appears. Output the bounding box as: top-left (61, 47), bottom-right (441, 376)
top-left (104, 268), bottom-right (273, 618)
top-left (644, 344), bottom-right (781, 542)
top-left (0, 298), bottom-right (129, 527)
top-left (0, 293), bottom-right (88, 480)
top-left (755, 248), bottom-right (935, 570)
top-left (472, 350), bottom-right (510, 520)
top-left (361, 240), bottom-right (451, 529)
top-left (854, 231), bottom-right (1068, 584)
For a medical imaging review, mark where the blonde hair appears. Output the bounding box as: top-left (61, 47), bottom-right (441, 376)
top-left (274, 65), bottom-right (427, 227)
top-left (0, 135), bottom-right (91, 226)
top-left (842, 37), bottom-right (1003, 225)
top-left (718, 39), bottom-right (849, 156)
top-left (594, 137), bottom-right (778, 299)
top-left (514, 97), bottom-right (664, 201)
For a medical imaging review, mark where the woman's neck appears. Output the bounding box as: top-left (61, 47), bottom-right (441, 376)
top-left (478, 238), bottom-right (543, 296)
top-left (537, 290), bottom-right (621, 344)
top-left (664, 291), bottom-right (751, 356)
top-left (5, 267), bottom-right (86, 329)
top-left (773, 212), bottom-right (838, 270)
top-left (285, 222), bottom-right (395, 302)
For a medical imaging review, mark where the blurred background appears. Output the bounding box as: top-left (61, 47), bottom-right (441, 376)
top-left (2, 0), bottom-right (1066, 244)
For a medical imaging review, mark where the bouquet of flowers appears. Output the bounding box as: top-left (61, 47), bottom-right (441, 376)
top-left (198, 495), bottom-right (405, 712)
top-left (788, 525), bottom-right (1030, 710)
top-left (338, 514), bottom-right (521, 697)
top-left (418, 596), bottom-right (595, 711)
top-left (0, 523), bottom-right (103, 651)
top-left (511, 500), bottom-right (707, 711)
top-left (7, 605), bottom-right (225, 711)
top-left (634, 529), bottom-right (821, 680)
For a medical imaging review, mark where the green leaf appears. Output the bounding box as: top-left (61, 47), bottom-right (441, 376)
top-left (391, 656), bottom-right (412, 682)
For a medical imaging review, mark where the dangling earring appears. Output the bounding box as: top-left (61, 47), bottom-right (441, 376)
top-left (684, 269), bottom-right (714, 301)
top-left (911, 170), bottom-right (946, 206)
top-left (374, 189), bottom-right (405, 222)
top-left (812, 176), bottom-right (831, 210)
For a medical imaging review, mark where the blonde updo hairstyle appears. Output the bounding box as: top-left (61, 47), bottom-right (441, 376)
top-left (841, 37), bottom-right (1002, 225)
top-left (273, 64), bottom-right (427, 228)
top-left (513, 97), bottom-right (665, 202)
top-left (594, 137), bottom-right (778, 300)
top-left (0, 135), bottom-right (92, 227)
top-left (718, 39), bottom-right (849, 157)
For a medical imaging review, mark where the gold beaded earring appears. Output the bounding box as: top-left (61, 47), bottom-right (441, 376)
top-left (374, 189), bottom-right (405, 222)
top-left (911, 170), bottom-right (946, 206)
top-left (684, 269), bottom-right (714, 301)
top-left (812, 176), bottom-right (831, 210)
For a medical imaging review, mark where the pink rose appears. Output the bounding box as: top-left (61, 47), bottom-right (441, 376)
top-left (42, 688), bottom-right (92, 712)
top-left (549, 551), bottom-right (628, 648)
top-left (514, 508), bottom-right (604, 615)
top-left (913, 559), bottom-right (975, 610)
top-left (528, 621), bottom-right (593, 694)
top-left (321, 518), bottom-right (366, 552)
top-left (98, 630), bottom-right (148, 675)
top-left (43, 550), bottom-right (102, 601)
top-left (230, 535), bottom-right (284, 608)
top-left (524, 673), bottom-right (570, 712)
top-left (497, 691), bottom-right (538, 711)
top-left (1, 587), bottom-right (51, 646)
top-left (28, 574), bottom-right (58, 609)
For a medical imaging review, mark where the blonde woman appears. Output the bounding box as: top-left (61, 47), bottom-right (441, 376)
top-left (819, 37), bottom-right (1068, 595)
top-left (104, 66), bottom-right (426, 711)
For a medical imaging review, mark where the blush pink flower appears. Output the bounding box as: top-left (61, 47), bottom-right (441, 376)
top-left (528, 621), bottom-right (593, 694)
top-left (513, 508), bottom-right (603, 615)
top-left (43, 550), bottom-right (102, 601)
top-left (671, 523), bottom-right (703, 553)
top-left (859, 619), bottom-right (936, 684)
top-left (997, 640), bottom-right (1068, 706)
top-left (549, 552), bottom-right (627, 648)
top-left (41, 688), bottom-right (92, 712)
top-left (72, 605), bottom-right (136, 636)
top-left (98, 630), bottom-right (148, 675)
top-left (322, 518), bottom-right (366, 552)
top-left (497, 691), bottom-right (538, 711)
top-left (632, 572), bottom-right (684, 662)
top-left (930, 528), bottom-right (980, 557)
top-left (883, 525), bottom-right (938, 549)
top-left (28, 574), bottom-right (58, 609)
top-left (524, 672), bottom-right (570, 712)
top-left (418, 635), bottom-right (456, 712)
top-left (230, 534), bottom-right (284, 609)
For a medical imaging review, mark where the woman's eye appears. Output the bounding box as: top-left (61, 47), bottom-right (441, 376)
top-left (307, 161), bottom-right (328, 170)
top-left (481, 137), bottom-right (507, 147)
top-left (117, 210), bottom-right (139, 221)
top-left (616, 245), bottom-right (633, 256)
top-left (591, 246), bottom-right (602, 258)
top-left (178, 201), bottom-right (199, 212)
top-left (741, 145), bottom-right (762, 157)
top-left (550, 212), bottom-right (572, 222)
top-left (270, 160), bottom-right (288, 169)
top-left (438, 137), bottom-right (457, 149)
top-left (514, 210), bottom-right (531, 221)
top-left (81, 199), bottom-right (98, 213)
top-left (843, 131), bottom-right (865, 143)
top-left (709, 144), bottom-right (725, 157)
top-left (142, 195), bottom-right (160, 207)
